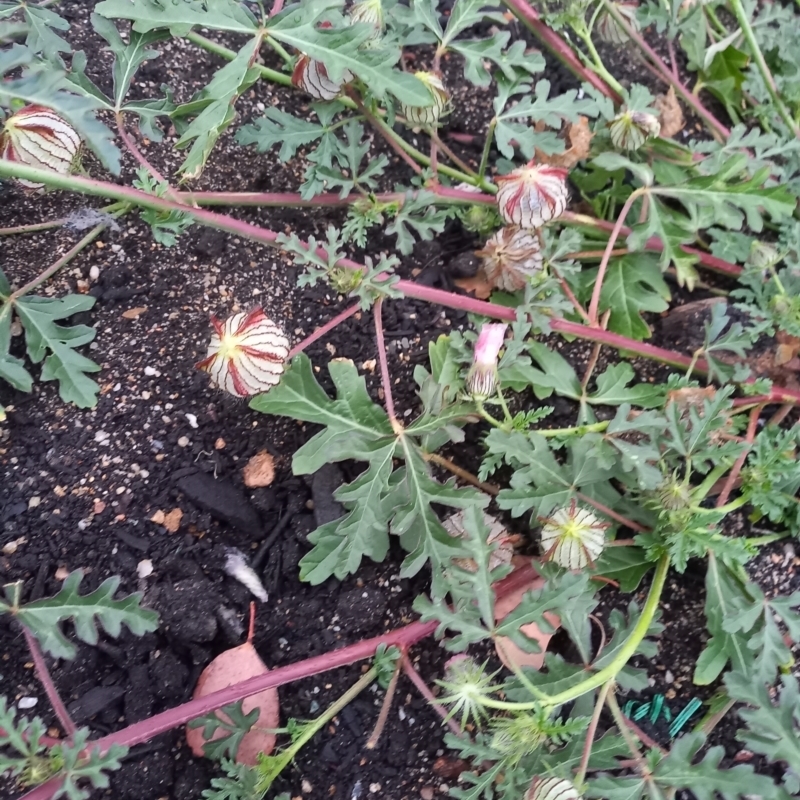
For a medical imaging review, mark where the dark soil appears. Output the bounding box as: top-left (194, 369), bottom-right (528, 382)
top-left (1, 4), bottom-right (798, 800)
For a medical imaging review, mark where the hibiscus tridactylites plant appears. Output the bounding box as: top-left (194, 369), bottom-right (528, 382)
top-left (3, 0), bottom-right (800, 799)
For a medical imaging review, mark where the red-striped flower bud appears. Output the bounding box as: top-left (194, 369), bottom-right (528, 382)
top-left (526, 778), bottom-right (583, 800)
top-left (609, 110), bottom-right (661, 151)
top-left (0, 105), bottom-right (81, 190)
top-left (596, 3), bottom-right (639, 44)
top-left (538, 499), bottom-right (608, 570)
top-left (495, 163), bottom-right (569, 229)
top-left (476, 226), bottom-right (544, 291)
top-left (401, 72), bottom-right (449, 127)
top-left (196, 308), bottom-right (290, 397)
top-left (292, 55), bottom-right (354, 101)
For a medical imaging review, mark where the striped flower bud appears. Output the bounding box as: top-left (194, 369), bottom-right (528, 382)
top-left (348, 0), bottom-right (384, 36)
top-left (526, 778), bottom-right (583, 800)
top-left (292, 54), bottom-right (354, 101)
top-left (402, 72), bottom-right (449, 127)
top-left (596, 3), bottom-right (639, 44)
top-left (495, 163), bottom-right (569, 229)
top-left (196, 308), bottom-right (290, 397)
top-left (0, 105), bottom-right (81, 190)
top-left (609, 110), bottom-right (661, 151)
top-left (477, 226), bottom-right (544, 292)
top-left (538, 500), bottom-right (608, 570)
top-left (466, 323), bottom-right (507, 400)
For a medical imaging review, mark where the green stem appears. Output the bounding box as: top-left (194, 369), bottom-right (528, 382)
top-left (478, 119), bottom-right (497, 181)
top-left (475, 401), bottom-right (508, 430)
top-left (575, 28), bottom-right (627, 99)
top-left (574, 680), bottom-right (614, 788)
top-left (495, 388), bottom-right (514, 424)
top-left (745, 531), bottom-right (789, 547)
top-left (539, 420), bottom-right (609, 438)
top-left (258, 667), bottom-right (376, 792)
top-left (479, 554), bottom-right (669, 710)
top-left (691, 461), bottom-right (733, 502)
top-left (264, 34), bottom-right (293, 65)
top-left (726, 0), bottom-right (800, 139)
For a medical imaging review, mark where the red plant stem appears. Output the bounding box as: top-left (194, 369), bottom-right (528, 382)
top-left (22, 627), bottom-right (76, 737)
top-left (500, 0), bottom-right (622, 103)
top-left (552, 264), bottom-right (591, 324)
top-left (716, 404), bottom-right (762, 508)
top-left (270, 0), bottom-right (284, 15)
top-left (576, 491), bottom-right (647, 533)
top-left (588, 190), bottom-right (641, 325)
top-left (373, 298), bottom-right (400, 429)
top-left (115, 113), bottom-right (169, 187)
top-left (400, 652), bottom-right (463, 737)
top-left (287, 302), bottom-right (362, 358)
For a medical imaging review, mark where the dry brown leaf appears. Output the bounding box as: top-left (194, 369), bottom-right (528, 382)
top-left (775, 332), bottom-right (800, 367)
top-left (454, 272), bottom-right (493, 299)
top-left (243, 451), bottom-right (276, 488)
top-left (493, 559), bottom-right (560, 671)
top-left (186, 606), bottom-right (279, 765)
top-left (121, 306), bottom-right (148, 320)
top-left (150, 509), bottom-right (166, 525)
top-left (535, 117), bottom-right (593, 169)
top-left (654, 87), bottom-right (685, 139)
top-left (163, 508), bottom-right (183, 533)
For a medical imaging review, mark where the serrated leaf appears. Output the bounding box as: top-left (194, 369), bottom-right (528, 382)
top-left (23, 5), bottom-right (71, 60)
top-left (0, 570), bottom-right (159, 660)
top-left (589, 363), bottom-right (665, 407)
top-left (14, 294), bottom-right (101, 408)
top-left (58, 729), bottom-right (128, 799)
top-left (237, 105), bottom-right (340, 162)
top-left (450, 34), bottom-right (544, 86)
top-left (94, 0), bottom-right (258, 35)
top-left (593, 545), bottom-right (654, 592)
top-left (386, 191), bottom-right (453, 255)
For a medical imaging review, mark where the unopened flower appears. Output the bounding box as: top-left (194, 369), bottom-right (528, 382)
top-left (747, 240), bottom-right (782, 271)
top-left (495, 163), bottom-right (569, 229)
top-left (656, 472), bottom-right (692, 511)
top-left (609, 110), bottom-right (661, 151)
top-left (196, 308), bottom-right (289, 397)
top-left (402, 72), bottom-right (449, 127)
top-left (445, 510), bottom-right (517, 573)
top-left (348, 0), bottom-right (384, 36)
top-left (0, 105), bottom-right (81, 190)
top-left (596, 3), bottom-right (640, 44)
top-left (538, 499), bottom-right (608, 569)
top-left (466, 323), bottom-right (507, 400)
top-left (477, 226), bottom-right (544, 291)
top-left (292, 54), bottom-right (353, 101)
top-left (526, 777), bottom-right (583, 800)
top-left (436, 655), bottom-right (497, 729)
top-left (490, 712), bottom-right (552, 764)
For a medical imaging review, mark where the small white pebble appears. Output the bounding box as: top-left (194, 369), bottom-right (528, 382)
top-left (144, 366), bottom-right (159, 377)
top-left (116, 486), bottom-right (127, 495)
top-left (18, 697), bottom-right (38, 710)
top-left (301, 779), bottom-right (313, 793)
top-left (28, 496), bottom-right (41, 509)
top-left (137, 559), bottom-right (154, 579)
top-left (664, 669), bottom-right (674, 684)
top-left (177, 436), bottom-right (190, 447)
top-left (185, 413), bottom-right (198, 429)
top-left (369, 784), bottom-right (381, 794)
top-left (141, 391), bottom-right (151, 400)
top-left (89, 265), bottom-right (100, 281)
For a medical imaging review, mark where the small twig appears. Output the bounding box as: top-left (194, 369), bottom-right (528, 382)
top-left (424, 452), bottom-right (499, 495)
top-left (576, 491), bottom-right (648, 533)
top-left (374, 298), bottom-right (401, 432)
top-left (22, 627), bottom-right (77, 738)
top-left (767, 403), bottom-right (794, 427)
top-left (0, 218), bottom-right (68, 237)
top-left (580, 312), bottom-right (609, 391)
top-left (588, 614), bottom-right (608, 662)
top-left (715, 404), bottom-right (761, 508)
top-left (287, 302), bottom-right (361, 358)
top-left (552, 264), bottom-right (592, 324)
top-left (366, 656), bottom-right (401, 749)
top-left (400, 652), bottom-right (464, 738)
top-left (575, 680), bottom-right (614, 786)
top-left (430, 130), bottom-right (477, 177)
top-left (667, 39), bottom-right (679, 80)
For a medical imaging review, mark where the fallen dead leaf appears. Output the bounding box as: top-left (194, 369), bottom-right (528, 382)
top-left (775, 331), bottom-right (800, 367)
top-left (493, 558), bottom-right (560, 671)
top-left (655, 87), bottom-right (685, 139)
top-left (121, 306), bottom-right (148, 320)
top-left (242, 450), bottom-right (276, 488)
top-left (186, 606), bottom-right (279, 765)
top-left (535, 116), bottom-right (594, 169)
top-left (454, 272), bottom-right (494, 299)
top-left (163, 508), bottom-right (183, 533)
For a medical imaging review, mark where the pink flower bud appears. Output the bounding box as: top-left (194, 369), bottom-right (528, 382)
top-left (0, 105), bottom-right (81, 190)
top-left (196, 308), bottom-right (290, 397)
top-left (495, 163), bottom-right (569, 229)
top-left (477, 226), bottom-right (544, 291)
top-left (466, 323), bottom-right (507, 399)
top-left (292, 55), bottom-right (354, 101)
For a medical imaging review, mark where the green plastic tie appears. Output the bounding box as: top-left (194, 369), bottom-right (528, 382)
top-left (633, 701), bottom-right (651, 721)
top-left (669, 697), bottom-right (702, 737)
top-left (649, 694), bottom-right (664, 724)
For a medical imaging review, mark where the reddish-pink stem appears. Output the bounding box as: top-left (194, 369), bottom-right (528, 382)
top-left (576, 491), bottom-right (647, 533)
top-left (716, 405), bottom-right (761, 508)
top-left (22, 627), bottom-right (76, 737)
top-left (373, 297), bottom-right (400, 428)
top-left (288, 302), bottom-right (361, 358)
top-left (400, 652), bottom-right (463, 737)
top-left (500, 0), bottom-right (622, 103)
top-left (270, 0), bottom-right (284, 15)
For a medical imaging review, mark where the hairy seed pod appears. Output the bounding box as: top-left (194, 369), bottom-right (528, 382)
top-left (609, 110), bottom-right (661, 151)
top-left (292, 54), bottom-right (353, 101)
top-left (495, 163), bottom-right (569, 228)
top-left (402, 72), bottom-right (449, 127)
top-left (0, 105), bottom-right (81, 190)
top-left (596, 3), bottom-right (640, 44)
top-left (196, 308), bottom-right (290, 397)
top-left (526, 777), bottom-right (583, 800)
top-left (538, 499), bottom-right (608, 570)
top-left (477, 226), bottom-right (544, 291)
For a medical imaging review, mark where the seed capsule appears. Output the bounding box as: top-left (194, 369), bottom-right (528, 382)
top-left (596, 3), bottom-right (640, 44)
top-left (477, 226), bottom-right (544, 291)
top-left (402, 72), bottom-right (449, 127)
top-left (538, 500), bottom-right (608, 570)
top-left (526, 777), bottom-right (583, 800)
top-left (196, 308), bottom-right (290, 397)
top-left (292, 55), bottom-right (353, 101)
top-left (495, 163), bottom-right (569, 229)
top-left (0, 105), bottom-right (81, 190)
top-left (609, 110), bottom-right (661, 151)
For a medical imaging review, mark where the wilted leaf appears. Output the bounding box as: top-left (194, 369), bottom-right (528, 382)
top-left (654, 87), bottom-right (684, 138)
